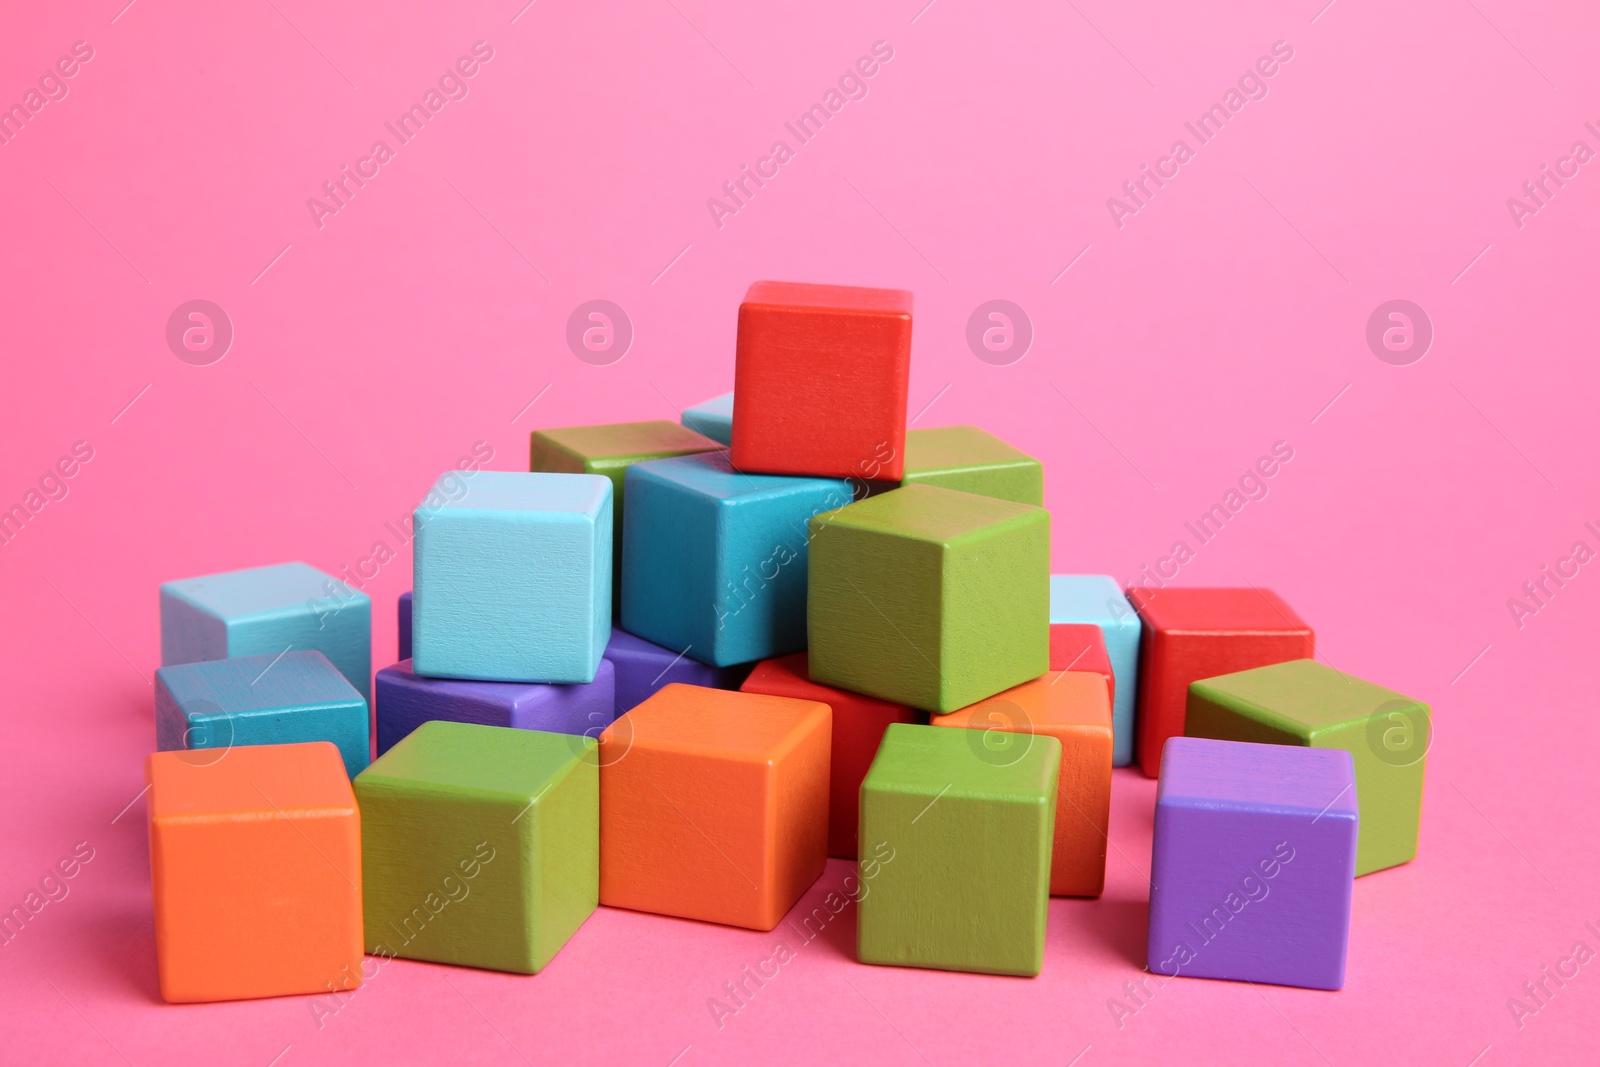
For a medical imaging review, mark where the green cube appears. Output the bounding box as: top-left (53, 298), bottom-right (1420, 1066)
top-left (807, 484), bottom-right (1049, 712)
top-left (530, 420), bottom-right (722, 603)
top-left (900, 425), bottom-right (1043, 505)
top-left (858, 723), bottom-right (1059, 976)
top-left (1185, 658), bottom-right (1429, 876)
top-left (355, 720), bottom-right (598, 973)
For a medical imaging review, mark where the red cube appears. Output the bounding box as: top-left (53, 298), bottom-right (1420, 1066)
top-left (731, 281), bottom-right (913, 480)
top-left (740, 652), bottom-right (918, 859)
top-left (1127, 587), bottom-right (1314, 777)
top-left (1049, 623), bottom-right (1114, 705)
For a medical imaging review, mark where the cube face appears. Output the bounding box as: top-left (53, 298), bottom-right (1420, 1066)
top-left (1127, 587), bottom-right (1313, 777)
top-left (146, 743), bottom-right (362, 1003)
top-left (933, 672), bottom-right (1113, 897)
top-left (155, 650), bottom-right (369, 777)
top-left (900, 426), bottom-right (1043, 506)
top-left (1186, 659), bottom-right (1427, 875)
top-left (604, 627), bottom-right (751, 715)
top-left (357, 721), bottom-right (598, 974)
top-left (413, 471), bottom-right (611, 684)
top-left (621, 452), bottom-right (852, 667)
top-left (740, 652), bottom-right (918, 859)
top-left (1149, 737), bottom-right (1357, 990)
top-left (374, 658), bottom-right (615, 757)
top-left (1051, 575), bottom-right (1142, 767)
top-left (598, 685), bottom-right (830, 930)
top-left (858, 723), bottom-right (1059, 976)
top-left (1049, 624), bottom-right (1115, 698)
top-left (808, 485), bottom-right (1050, 712)
top-left (160, 561), bottom-right (372, 702)
top-left (681, 391), bottom-right (734, 446)
top-left (530, 420), bottom-right (722, 608)
top-left (731, 281), bottom-right (913, 480)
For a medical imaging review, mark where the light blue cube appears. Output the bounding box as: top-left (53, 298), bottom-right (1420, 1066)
top-left (413, 471), bottom-right (611, 684)
top-left (160, 561), bottom-right (372, 703)
top-left (155, 650), bottom-right (370, 776)
top-left (680, 391), bottom-right (733, 446)
top-left (622, 452), bottom-right (851, 666)
top-left (1050, 574), bottom-right (1142, 767)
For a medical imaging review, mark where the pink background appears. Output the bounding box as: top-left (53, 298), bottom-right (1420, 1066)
top-left (3, 0), bottom-right (1597, 1063)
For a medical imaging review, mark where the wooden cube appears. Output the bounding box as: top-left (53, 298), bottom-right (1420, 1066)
top-left (155, 650), bottom-right (369, 777)
top-left (900, 426), bottom-right (1043, 505)
top-left (357, 721), bottom-right (598, 973)
top-left (604, 627), bottom-right (751, 715)
top-left (1127, 587), bottom-right (1313, 777)
top-left (374, 658), bottom-right (615, 757)
top-left (413, 471), bottom-right (611, 684)
top-left (739, 652), bottom-right (918, 859)
top-left (1051, 575), bottom-right (1142, 767)
top-left (932, 671), bottom-right (1112, 896)
top-left (1049, 623), bottom-right (1115, 699)
top-left (160, 561), bottom-right (371, 702)
top-left (598, 684), bottom-right (829, 930)
top-left (621, 452), bottom-right (851, 666)
top-left (530, 420), bottom-right (722, 607)
top-left (808, 484), bottom-right (1049, 712)
top-left (1186, 658), bottom-right (1428, 875)
top-left (858, 723), bottom-right (1059, 976)
top-left (681, 391), bottom-right (734, 446)
top-left (146, 742), bottom-right (362, 1003)
top-left (1149, 737), bottom-right (1357, 990)
top-left (731, 281), bottom-right (912, 480)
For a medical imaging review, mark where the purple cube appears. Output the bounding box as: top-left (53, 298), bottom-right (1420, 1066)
top-left (398, 590), bottom-right (413, 661)
top-left (603, 627), bottom-right (751, 715)
top-left (374, 657), bottom-right (615, 756)
top-left (1148, 736), bottom-right (1357, 990)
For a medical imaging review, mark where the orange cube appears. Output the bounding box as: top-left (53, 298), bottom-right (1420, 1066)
top-left (740, 652), bottom-right (917, 860)
top-left (932, 671), bottom-right (1112, 897)
top-left (598, 683), bottom-right (829, 930)
top-left (146, 742), bottom-right (363, 1002)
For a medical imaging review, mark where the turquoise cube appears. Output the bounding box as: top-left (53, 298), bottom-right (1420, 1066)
top-left (160, 561), bottom-right (372, 703)
top-left (155, 650), bottom-right (370, 776)
top-left (1050, 574), bottom-right (1142, 767)
top-left (413, 471), bottom-right (611, 684)
top-left (621, 452), bottom-right (851, 666)
top-left (681, 391), bottom-right (734, 446)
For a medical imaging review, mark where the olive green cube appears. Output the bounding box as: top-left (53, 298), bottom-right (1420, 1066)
top-left (531, 421), bottom-right (722, 605)
top-left (1185, 658), bottom-right (1429, 876)
top-left (857, 723), bottom-right (1059, 976)
top-left (807, 484), bottom-right (1049, 712)
top-left (355, 720), bottom-right (598, 973)
top-left (900, 425), bottom-right (1043, 505)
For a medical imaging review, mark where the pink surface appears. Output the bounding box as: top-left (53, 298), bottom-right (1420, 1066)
top-left (2, 0), bottom-right (1597, 1063)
